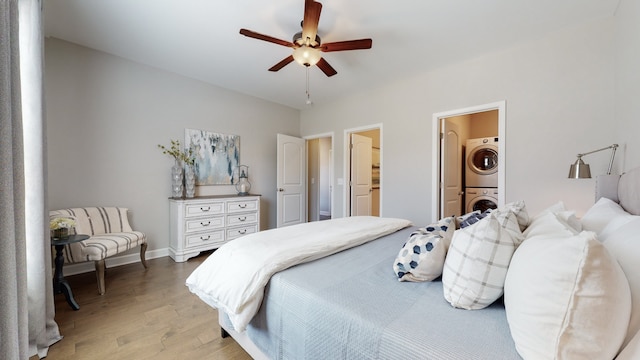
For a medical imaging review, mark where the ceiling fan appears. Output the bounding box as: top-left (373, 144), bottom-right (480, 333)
top-left (239, 0), bottom-right (372, 77)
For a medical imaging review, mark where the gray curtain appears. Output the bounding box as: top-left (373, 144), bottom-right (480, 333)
top-left (1, 0), bottom-right (62, 358)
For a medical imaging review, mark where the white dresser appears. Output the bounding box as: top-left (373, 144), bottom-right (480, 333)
top-left (169, 195), bottom-right (260, 262)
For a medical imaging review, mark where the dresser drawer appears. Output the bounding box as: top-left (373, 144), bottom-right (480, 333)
top-left (227, 224), bottom-right (258, 240)
top-left (185, 230), bottom-right (225, 248)
top-left (227, 199), bottom-right (259, 213)
top-left (185, 202), bottom-right (225, 218)
top-left (226, 212), bottom-right (258, 227)
top-left (185, 215), bottom-right (225, 233)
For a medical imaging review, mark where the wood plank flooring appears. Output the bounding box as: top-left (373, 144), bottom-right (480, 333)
top-left (37, 253), bottom-right (252, 360)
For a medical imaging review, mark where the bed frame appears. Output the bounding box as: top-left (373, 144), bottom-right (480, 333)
top-left (220, 316), bottom-right (268, 360)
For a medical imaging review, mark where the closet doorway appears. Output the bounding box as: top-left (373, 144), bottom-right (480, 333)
top-left (345, 125), bottom-right (381, 217)
top-left (432, 101), bottom-right (506, 221)
top-left (306, 134), bottom-right (333, 221)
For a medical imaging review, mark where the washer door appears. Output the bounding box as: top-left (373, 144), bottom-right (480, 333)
top-left (468, 145), bottom-right (498, 175)
top-left (471, 198), bottom-right (498, 213)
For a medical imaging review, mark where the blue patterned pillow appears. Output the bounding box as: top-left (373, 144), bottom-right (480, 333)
top-left (459, 209), bottom-right (493, 228)
top-left (393, 217), bottom-right (455, 282)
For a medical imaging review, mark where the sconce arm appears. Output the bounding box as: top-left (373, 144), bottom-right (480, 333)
top-left (576, 144), bottom-right (618, 175)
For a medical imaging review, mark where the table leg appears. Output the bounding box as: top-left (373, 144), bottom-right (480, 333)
top-left (53, 244), bottom-right (80, 310)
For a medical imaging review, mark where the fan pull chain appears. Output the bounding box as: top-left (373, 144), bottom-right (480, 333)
top-left (305, 67), bottom-right (312, 105)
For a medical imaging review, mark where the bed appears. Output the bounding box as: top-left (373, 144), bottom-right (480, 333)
top-left (186, 166), bottom-right (640, 359)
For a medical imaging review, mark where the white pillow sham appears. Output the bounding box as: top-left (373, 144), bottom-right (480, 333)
top-left (504, 231), bottom-right (631, 360)
top-left (581, 197), bottom-right (630, 236)
top-left (599, 211), bottom-right (638, 242)
top-left (603, 218), bottom-right (640, 350)
top-left (523, 210), bottom-right (580, 239)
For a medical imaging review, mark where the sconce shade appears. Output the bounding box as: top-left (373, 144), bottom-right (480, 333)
top-left (568, 158), bottom-right (591, 179)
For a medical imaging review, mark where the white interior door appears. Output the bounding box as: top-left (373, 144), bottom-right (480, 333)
top-left (441, 119), bottom-right (464, 218)
top-left (350, 134), bottom-right (372, 216)
top-left (277, 134), bottom-right (306, 227)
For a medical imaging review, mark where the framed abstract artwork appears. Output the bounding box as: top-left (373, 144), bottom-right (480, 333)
top-left (184, 128), bottom-right (240, 185)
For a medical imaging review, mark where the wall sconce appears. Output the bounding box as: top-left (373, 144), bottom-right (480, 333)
top-left (568, 144), bottom-right (619, 179)
top-left (235, 165), bottom-right (251, 196)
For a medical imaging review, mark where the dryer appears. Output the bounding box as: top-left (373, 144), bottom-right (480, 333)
top-left (465, 187), bottom-right (498, 213)
top-left (466, 137), bottom-right (498, 188)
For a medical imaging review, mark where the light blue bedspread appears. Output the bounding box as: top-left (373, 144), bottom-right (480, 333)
top-left (225, 226), bottom-right (521, 359)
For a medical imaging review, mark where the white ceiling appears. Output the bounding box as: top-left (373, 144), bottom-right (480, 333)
top-left (44, 0), bottom-right (620, 110)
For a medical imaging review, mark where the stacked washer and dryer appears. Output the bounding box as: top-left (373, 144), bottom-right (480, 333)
top-left (465, 137), bottom-right (499, 213)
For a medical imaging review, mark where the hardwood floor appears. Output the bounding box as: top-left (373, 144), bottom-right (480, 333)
top-left (37, 253), bottom-right (252, 360)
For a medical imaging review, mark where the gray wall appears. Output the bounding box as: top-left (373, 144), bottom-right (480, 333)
top-left (614, 0), bottom-right (640, 170)
top-left (45, 38), bottom-right (300, 257)
top-left (300, 17), bottom-right (619, 224)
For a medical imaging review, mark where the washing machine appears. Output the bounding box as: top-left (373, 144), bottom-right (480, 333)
top-left (466, 137), bottom-right (499, 188)
top-left (465, 187), bottom-right (498, 213)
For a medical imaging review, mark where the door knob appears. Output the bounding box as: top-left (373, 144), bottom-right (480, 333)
top-left (278, 188), bottom-right (285, 192)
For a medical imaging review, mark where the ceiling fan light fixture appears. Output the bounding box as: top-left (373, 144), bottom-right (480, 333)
top-left (292, 45), bottom-right (321, 67)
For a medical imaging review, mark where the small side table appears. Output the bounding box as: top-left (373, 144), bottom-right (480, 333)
top-left (51, 234), bottom-right (89, 310)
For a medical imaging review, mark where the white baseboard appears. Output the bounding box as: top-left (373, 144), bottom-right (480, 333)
top-left (62, 247), bottom-right (170, 276)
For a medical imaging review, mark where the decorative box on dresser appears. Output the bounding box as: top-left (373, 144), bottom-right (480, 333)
top-left (169, 194), bottom-right (260, 262)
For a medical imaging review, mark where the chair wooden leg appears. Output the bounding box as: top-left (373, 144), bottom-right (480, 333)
top-left (140, 242), bottom-right (148, 269)
top-left (95, 260), bottom-right (106, 295)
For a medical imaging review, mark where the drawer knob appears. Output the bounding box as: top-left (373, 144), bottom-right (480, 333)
top-left (238, 216), bottom-right (247, 222)
top-left (200, 235), bottom-right (211, 241)
top-left (201, 221), bottom-right (211, 227)
top-left (238, 204), bottom-right (247, 209)
top-left (238, 229), bottom-right (247, 235)
top-left (200, 206), bottom-right (210, 212)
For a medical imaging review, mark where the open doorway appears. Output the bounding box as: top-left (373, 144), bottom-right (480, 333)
top-left (276, 133), bottom-right (334, 227)
top-left (307, 135), bottom-right (333, 221)
top-left (432, 102), bottom-right (506, 221)
top-left (344, 125), bottom-right (381, 217)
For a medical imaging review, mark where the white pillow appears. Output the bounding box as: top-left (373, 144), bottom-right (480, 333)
top-left (555, 211), bottom-right (582, 232)
top-left (617, 329), bottom-right (640, 360)
top-left (581, 197), bottom-right (630, 236)
top-left (523, 211), bottom-right (580, 239)
top-left (599, 212), bottom-right (638, 242)
top-left (603, 218), bottom-right (640, 349)
top-left (504, 231), bottom-right (631, 360)
top-left (502, 200), bottom-right (529, 231)
top-left (528, 201), bottom-right (567, 225)
top-left (393, 217), bottom-right (455, 282)
top-left (442, 209), bottom-right (524, 309)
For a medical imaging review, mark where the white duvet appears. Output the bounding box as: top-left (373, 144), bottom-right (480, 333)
top-left (185, 216), bottom-right (412, 332)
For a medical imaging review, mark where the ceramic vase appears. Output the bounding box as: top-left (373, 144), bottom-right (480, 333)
top-left (185, 164), bottom-right (196, 198)
top-left (171, 160), bottom-right (184, 198)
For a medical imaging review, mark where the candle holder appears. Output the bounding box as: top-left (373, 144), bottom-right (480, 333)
top-left (235, 165), bottom-right (251, 196)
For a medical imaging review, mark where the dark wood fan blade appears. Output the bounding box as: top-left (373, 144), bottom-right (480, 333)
top-left (269, 55), bottom-right (295, 72)
top-left (240, 28), bottom-right (294, 48)
top-left (320, 39), bottom-right (372, 52)
top-left (316, 57), bottom-right (337, 77)
top-left (302, 0), bottom-right (322, 46)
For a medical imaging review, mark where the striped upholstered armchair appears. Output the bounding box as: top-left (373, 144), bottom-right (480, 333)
top-left (49, 207), bottom-right (147, 294)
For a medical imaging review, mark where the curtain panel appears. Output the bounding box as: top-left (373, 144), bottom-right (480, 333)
top-left (1, 0), bottom-right (62, 358)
